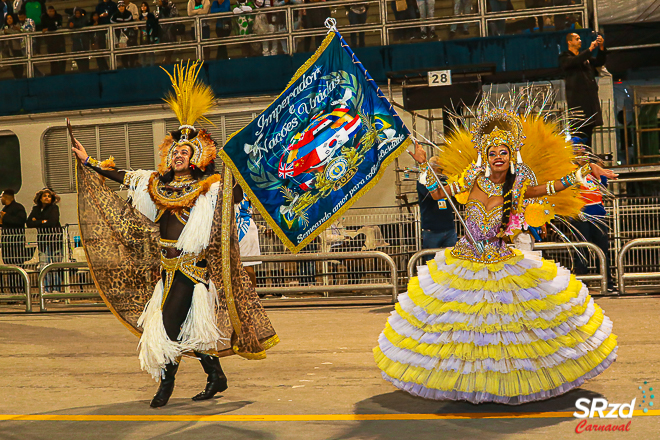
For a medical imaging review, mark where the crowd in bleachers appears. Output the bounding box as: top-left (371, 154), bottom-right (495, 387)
top-left (1, 0), bottom-right (583, 77)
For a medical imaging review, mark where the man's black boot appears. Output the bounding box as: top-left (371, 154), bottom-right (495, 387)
top-left (192, 352), bottom-right (228, 401)
top-left (150, 362), bottom-right (179, 408)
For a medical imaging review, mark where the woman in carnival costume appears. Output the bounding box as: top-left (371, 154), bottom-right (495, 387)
top-left (71, 62), bottom-right (278, 408)
top-left (373, 94), bottom-right (618, 404)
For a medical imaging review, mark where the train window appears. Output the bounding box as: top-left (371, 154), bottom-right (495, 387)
top-left (43, 122), bottom-right (155, 193)
top-left (0, 133), bottom-right (22, 192)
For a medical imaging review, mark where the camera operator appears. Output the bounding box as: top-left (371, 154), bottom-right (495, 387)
top-left (559, 32), bottom-right (607, 151)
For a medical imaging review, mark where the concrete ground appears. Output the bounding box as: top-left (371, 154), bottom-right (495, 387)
top-left (0, 296), bottom-right (659, 440)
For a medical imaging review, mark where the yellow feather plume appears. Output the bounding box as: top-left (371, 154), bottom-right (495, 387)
top-left (161, 61), bottom-right (215, 127)
top-left (520, 115), bottom-right (584, 219)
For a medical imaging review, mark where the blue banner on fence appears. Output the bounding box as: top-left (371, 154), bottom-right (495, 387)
top-left (219, 30), bottom-right (411, 253)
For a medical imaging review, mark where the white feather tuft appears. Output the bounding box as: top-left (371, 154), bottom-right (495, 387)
top-left (126, 170), bottom-right (158, 222)
top-left (137, 281), bottom-right (182, 382)
top-left (176, 182), bottom-right (220, 254)
top-left (179, 281), bottom-right (226, 352)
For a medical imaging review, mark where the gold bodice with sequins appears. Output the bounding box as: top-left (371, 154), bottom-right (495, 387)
top-left (450, 198), bottom-right (515, 264)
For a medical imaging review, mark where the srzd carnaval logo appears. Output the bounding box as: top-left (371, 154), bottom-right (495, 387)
top-left (572, 382), bottom-right (655, 433)
top-left (573, 398), bottom-right (634, 433)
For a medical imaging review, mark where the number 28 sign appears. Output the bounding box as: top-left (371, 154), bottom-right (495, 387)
top-left (428, 70), bottom-right (452, 87)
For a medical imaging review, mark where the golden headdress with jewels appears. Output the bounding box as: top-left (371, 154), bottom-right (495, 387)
top-left (158, 61), bottom-right (217, 175)
top-left (470, 107), bottom-right (525, 176)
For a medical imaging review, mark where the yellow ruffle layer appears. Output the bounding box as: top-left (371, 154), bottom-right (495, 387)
top-left (383, 303), bottom-right (606, 361)
top-left (426, 258), bottom-right (560, 293)
top-left (374, 333), bottom-right (617, 396)
top-left (395, 299), bottom-right (591, 333)
top-left (410, 271), bottom-right (581, 318)
top-left (442, 248), bottom-right (525, 272)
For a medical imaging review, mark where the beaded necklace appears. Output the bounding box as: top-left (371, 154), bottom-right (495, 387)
top-left (477, 175), bottom-right (503, 197)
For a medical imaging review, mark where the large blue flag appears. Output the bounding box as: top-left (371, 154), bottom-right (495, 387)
top-left (220, 30), bottom-right (411, 253)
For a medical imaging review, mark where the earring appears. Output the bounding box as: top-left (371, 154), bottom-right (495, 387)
top-left (485, 165), bottom-right (491, 177)
top-left (476, 153), bottom-right (482, 168)
top-left (510, 161), bottom-right (515, 174)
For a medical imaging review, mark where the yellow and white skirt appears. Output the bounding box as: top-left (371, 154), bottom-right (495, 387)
top-left (373, 248), bottom-right (618, 404)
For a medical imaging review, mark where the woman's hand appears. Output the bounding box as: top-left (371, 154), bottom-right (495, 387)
top-left (407, 140), bottom-right (427, 164)
top-left (591, 163), bottom-right (618, 180)
top-left (71, 139), bottom-right (89, 162)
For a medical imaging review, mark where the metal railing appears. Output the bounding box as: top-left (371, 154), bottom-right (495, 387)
top-left (616, 238), bottom-right (660, 296)
top-left (0, 0), bottom-right (590, 80)
top-left (0, 264), bottom-right (31, 312)
top-left (244, 250), bottom-right (398, 302)
top-left (407, 241), bottom-right (609, 295)
top-left (38, 261), bottom-right (101, 312)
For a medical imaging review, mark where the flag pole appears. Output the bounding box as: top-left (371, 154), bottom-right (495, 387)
top-left (412, 135), bottom-right (485, 256)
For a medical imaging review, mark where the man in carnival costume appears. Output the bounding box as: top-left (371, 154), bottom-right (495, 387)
top-left (374, 91), bottom-right (618, 404)
top-left (71, 62), bottom-right (278, 408)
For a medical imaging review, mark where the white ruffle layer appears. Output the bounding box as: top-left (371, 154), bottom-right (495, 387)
top-left (381, 350), bottom-right (618, 405)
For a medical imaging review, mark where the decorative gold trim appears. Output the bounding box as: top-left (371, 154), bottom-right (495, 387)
top-left (233, 347), bottom-right (267, 360)
top-left (147, 173), bottom-right (222, 210)
top-left (218, 31), bottom-right (411, 253)
top-left (221, 170), bottom-right (242, 335)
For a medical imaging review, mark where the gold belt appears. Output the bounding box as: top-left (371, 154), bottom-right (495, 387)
top-left (159, 238), bottom-right (208, 307)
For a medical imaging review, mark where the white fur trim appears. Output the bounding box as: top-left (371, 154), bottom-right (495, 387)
top-left (137, 280), bottom-right (181, 381)
top-left (176, 182), bottom-right (220, 254)
top-left (126, 170), bottom-right (158, 222)
top-left (179, 280), bottom-right (225, 352)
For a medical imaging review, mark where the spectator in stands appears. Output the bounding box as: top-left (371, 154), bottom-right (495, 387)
top-left (23, 0), bottom-right (41, 33)
top-left (96, 0), bottom-right (117, 25)
top-left (0, 189), bottom-right (28, 293)
top-left (155, 0), bottom-right (179, 44)
top-left (210, 0), bottom-right (230, 59)
top-left (17, 10), bottom-right (34, 32)
top-left (450, 0), bottom-right (471, 38)
top-left (390, 0), bottom-right (416, 41)
top-left (233, 0), bottom-right (256, 57)
top-left (416, 0), bottom-right (435, 39)
top-left (112, 1), bottom-right (138, 68)
top-left (138, 2), bottom-right (158, 65)
top-left (27, 188), bottom-right (63, 293)
top-left (187, 0), bottom-right (210, 58)
top-left (2, 13), bottom-right (24, 78)
top-left (345, 1), bottom-right (368, 48)
top-left (417, 156), bottom-right (457, 261)
top-left (253, 0), bottom-right (278, 56)
top-left (488, 0), bottom-right (510, 36)
top-left (559, 33), bottom-right (607, 151)
top-left (124, 0), bottom-right (138, 20)
top-left (68, 7), bottom-right (90, 72)
top-left (41, 6), bottom-right (65, 75)
top-left (87, 11), bottom-right (110, 70)
top-left (0, 0), bottom-right (8, 21)
top-left (301, 0), bottom-right (329, 52)
top-left (273, 0), bottom-right (301, 54)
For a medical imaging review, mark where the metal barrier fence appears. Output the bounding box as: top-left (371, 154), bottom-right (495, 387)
top-left (617, 238), bottom-right (660, 296)
top-left (244, 251), bottom-right (398, 302)
top-left (252, 206), bottom-right (420, 290)
top-left (38, 262), bottom-right (101, 312)
top-left (0, 0), bottom-right (590, 80)
top-left (406, 241), bottom-right (609, 295)
top-left (0, 264), bottom-right (31, 312)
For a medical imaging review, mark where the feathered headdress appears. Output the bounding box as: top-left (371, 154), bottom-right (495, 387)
top-left (158, 61), bottom-right (217, 174)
